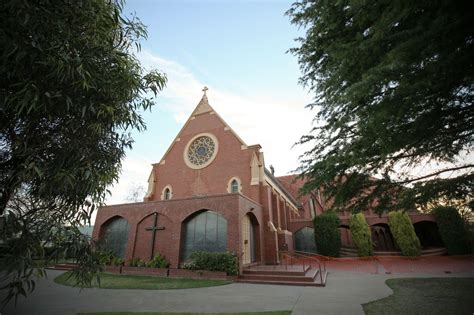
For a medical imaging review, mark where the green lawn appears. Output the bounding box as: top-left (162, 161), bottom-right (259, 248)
top-left (78, 312), bottom-right (291, 315)
top-left (363, 278), bottom-right (474, 314)
top-left (55, 272), bottom-right (231, 290)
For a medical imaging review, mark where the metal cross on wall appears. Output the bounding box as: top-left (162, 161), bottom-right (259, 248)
top-left (145, 212), bottom-right (165, 260)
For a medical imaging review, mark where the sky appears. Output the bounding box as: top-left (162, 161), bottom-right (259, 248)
top-left (106, 0), bottom-right (315, 205)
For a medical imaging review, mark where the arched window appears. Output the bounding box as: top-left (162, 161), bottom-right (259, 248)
top-left (161, 185), bottom-right (172, 200)
top-left (231, 179), bottom-right (239, 193)
top-left (182, 211), bottom-right (227, 261)
top-left (100, 216), bottom-right (130, 258)
top-left (294, 227), bottom-right (317, 253)
top-left (227, 177), bottom-right (241, 193)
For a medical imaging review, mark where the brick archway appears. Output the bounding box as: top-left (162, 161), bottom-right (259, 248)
top-left (371, 223), bottom-right (396, 251)
top-left (242, 212), bottom-right (260, 264)
top-left (413, 220), bottom-right (444, 248)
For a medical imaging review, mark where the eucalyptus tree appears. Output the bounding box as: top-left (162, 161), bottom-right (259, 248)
top-left (0, 0), bottom-right (166, 303)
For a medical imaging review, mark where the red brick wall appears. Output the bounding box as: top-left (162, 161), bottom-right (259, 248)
top-left (93, 106), bottom-right (312, 267)
top-left (93, 194), bottom-right (262, 268)
top-left (149, 112), bottom-right (259, 203)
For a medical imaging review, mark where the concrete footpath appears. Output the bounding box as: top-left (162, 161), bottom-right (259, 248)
top-left (2, 270), bottom-right (473, 315)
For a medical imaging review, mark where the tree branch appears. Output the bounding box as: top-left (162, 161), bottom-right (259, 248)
top-left (395, 164), bottom-right (474, 185)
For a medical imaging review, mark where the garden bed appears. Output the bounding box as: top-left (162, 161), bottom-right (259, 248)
top-left (103, 266), bottom-right (231, 280)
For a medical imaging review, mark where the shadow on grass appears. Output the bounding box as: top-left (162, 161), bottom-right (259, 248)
top-left (363, 278), bottom-right (474, 314)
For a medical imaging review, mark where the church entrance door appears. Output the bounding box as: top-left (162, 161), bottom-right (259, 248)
top-left (242, 214), bottom-right (256, 265)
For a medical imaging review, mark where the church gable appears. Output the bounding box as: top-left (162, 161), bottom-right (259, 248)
top-left (148, 89), bottom-right (261, 202)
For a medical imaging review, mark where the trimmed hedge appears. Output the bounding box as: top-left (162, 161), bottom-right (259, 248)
top-left (388, 211), bottom-right (421, 256)
top-left (313, 210), bottom-right (341, 257)
top-left (185, 251), bottom-right (238, 276)
top-left (432, 206), bottom-right (471, 255)
top-left (349, 213), bottom-right (373, 257)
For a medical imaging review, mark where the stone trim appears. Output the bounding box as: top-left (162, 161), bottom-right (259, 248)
top-left (161, 185), bottom-right (173, 200)
top-left (227, 176), bottom-right (242, 193)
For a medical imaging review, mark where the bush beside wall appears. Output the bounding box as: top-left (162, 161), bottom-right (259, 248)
top-left (432, 206), bottom-right (471, 255)
top-left (185, 252), bottom-right (238, 276)
top-left (147, 253), bottom-right (170, 268)
top-left (388, 211), bottom-right (421, 256)
top-left (349, 213), bottom-right (373, 257)
top-left (313, 211), bottom-right (341, 257)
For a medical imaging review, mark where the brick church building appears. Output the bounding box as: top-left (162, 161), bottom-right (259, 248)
top-left (92, 88), bottom-right (443, 268)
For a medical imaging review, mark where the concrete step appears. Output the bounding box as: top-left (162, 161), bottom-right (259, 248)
top-left (340, 247), bottom-right (358, 257)
top-left (237, 270), bottom-right (327, 287)
top-left (242, 265), bottom-right (310, 276)
top-left (421, 248), bottom-right (448, 256)
top-left (341, 247), bottom-right (448, 257)
top-left (239, 270), bottom-right (316, 283)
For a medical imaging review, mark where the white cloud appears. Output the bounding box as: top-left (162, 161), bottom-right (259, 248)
top-left (105, 154), bottom-right (153, 205)
top-left (104, 50), bottom-right (314, 208)
top-left (138, 50), bottom-right (314, 172)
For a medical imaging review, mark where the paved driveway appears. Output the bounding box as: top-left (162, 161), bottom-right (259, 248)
top-left (3, 270), bottom-right (473, 315)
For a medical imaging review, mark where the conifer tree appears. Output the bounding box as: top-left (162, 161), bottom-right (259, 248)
top-left (288, 0), bottom-right (473, 214)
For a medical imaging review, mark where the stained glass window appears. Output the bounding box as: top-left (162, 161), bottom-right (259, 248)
top-left (101, 217), bottom-right (130, 258)
top-left (182, 211), bottom-right (227, 261)
top-left (294, 227), bottom-right (317, 253)
top-left (187, 136), bottom-right (216, 167)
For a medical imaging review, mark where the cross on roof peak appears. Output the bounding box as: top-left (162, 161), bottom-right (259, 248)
top-left (202, 86), bottom-right (208, 95)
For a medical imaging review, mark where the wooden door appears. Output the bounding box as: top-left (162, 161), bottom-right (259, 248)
top-left (242, 215), bottom-right (251, 265)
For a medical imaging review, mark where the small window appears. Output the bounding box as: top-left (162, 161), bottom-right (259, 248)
top-left (161, 185), bottom-right (172, 200)
top-left (227, 177), bottom-right (241, 194)
top-left (231, 180), bottom-right (239, 193)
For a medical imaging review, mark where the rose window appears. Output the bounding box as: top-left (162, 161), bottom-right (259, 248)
top-left (187, 136), bottom-right (216, 167)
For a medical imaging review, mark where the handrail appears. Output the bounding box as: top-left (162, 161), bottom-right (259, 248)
top-left (279, 250), bottom-right (326, 284)
top-left (292, 250), bottom-right (330, 262)
top-left (279, 252), bottom-right (306, 273)
top-left (285, 250), bottom-right (326, 271)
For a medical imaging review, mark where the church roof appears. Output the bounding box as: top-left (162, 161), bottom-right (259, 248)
top-left (264, 169), bottom-right (302, 209)
top-left (155, 88), bottom-right (251, 166)
top-left (191, 92), bottom-right (212, 116)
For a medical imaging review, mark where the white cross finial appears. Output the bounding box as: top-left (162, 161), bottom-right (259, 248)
top-left (202, 86), bottom-right (208, 95)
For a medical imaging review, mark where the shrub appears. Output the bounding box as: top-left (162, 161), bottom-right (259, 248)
top-left (388, 211), bottom-right (421, 256)
top-left (97, 250), bottom-right (114, 266)
top-left (147, 253), bottom-right (170, 268)
top-left (185, 251), bottom-right (238, 276)
top-left (313, 210), bottom-right (341, 257)
top-left (349, 213), bottom-right (373, 257)
top-left (128, 257), bottom-right (146, 267)
top-left (111, 257), bottom-right (125, 266)
top-left (432, 206), bottom-right (471, 255)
